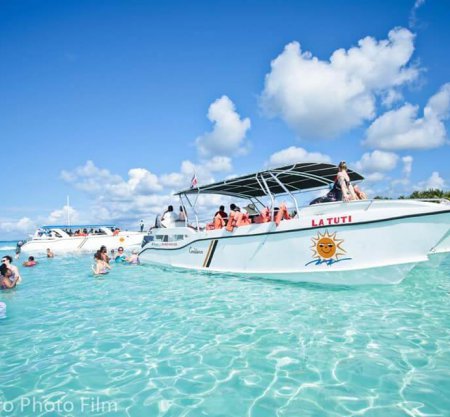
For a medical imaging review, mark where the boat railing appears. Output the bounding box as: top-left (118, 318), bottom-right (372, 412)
top-left (410, 198), bottom-right (450, 204)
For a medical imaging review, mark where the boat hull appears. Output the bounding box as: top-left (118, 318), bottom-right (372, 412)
top-left (428, 229), bottom-right (450, 266)
top-left (139, 207), bottom-right (450, 285)
top-left (21, 232), bottom-right (145, 254)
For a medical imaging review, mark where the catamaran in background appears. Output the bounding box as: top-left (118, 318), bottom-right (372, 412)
top-left (139, 162), bottom-right (450, 285)
top-left (21, 225), bottom-right (145, 254)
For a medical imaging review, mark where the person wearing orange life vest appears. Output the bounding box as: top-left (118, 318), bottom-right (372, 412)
top-left (235, 209), bottom-right (251, 227)
top-left (253, 207), bottom-right (271, 224)
top-left (226, 204), bottom-right (240, 232)
top-left (212, 205), bottom-right (227, 229)
top-left (275, 202), bottom-right (291, 226)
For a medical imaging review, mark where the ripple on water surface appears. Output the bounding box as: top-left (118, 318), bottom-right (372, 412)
top-left (0, 249), bottom-right (449, 417)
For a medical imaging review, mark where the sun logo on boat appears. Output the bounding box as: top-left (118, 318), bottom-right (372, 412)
top-left (311, 230), bottom-right (346, 261)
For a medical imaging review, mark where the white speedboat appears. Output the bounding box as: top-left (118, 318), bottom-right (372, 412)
top-left (428, 220), bottom-right (450, 265)
top-left (21, 224), bottom-right (145, 254)
top-left (139, 163), bottom-right (450, 285)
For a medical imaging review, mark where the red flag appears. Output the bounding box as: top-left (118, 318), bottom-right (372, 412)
top-left (190, 174), bottom-right (198, 189)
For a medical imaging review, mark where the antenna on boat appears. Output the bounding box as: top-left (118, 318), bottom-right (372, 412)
top-left (66, 195), bottom-right (71, 226)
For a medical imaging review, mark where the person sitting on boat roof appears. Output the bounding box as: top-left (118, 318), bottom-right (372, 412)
top-left (309, 161), bottom-right (357, 205)
top-left (161, 205), bottom-right (178, 228)
top-left (353, 185), bottom-right (367, 200)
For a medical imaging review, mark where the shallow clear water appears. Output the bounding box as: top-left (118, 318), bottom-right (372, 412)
top-left (1, 242), bottom-right (449, 417)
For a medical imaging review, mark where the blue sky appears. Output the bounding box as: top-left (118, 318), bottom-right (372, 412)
top-left (0, 0), bottom-right (449, 239)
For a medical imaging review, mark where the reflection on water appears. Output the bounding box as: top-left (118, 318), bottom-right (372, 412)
top-left (0, 246), bottom-right (449, 417)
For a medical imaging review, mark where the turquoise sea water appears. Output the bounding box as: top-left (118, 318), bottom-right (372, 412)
top-left (1, 242), bottom-right (449, 417)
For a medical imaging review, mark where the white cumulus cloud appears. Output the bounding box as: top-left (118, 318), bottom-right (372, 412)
top-left (196, 96), bottom-right (251, 157)
top-left (61, 160), bottom-right (162, 198)
top-left (401, 155), bottom-right (413, 177)
top-left (416, 171), bottom-right (446, 190)
top-left (364, 83), bottom-right (450, 150)
top-left (47, 205), bottom-right (80, 224)
top-left (266, 146), bottom-right (331, 167)
top-left (58, 158), bottom-right (238, 228)
top-left (0, 217), bottom-right (35, 234)
top-left (260, 27), bottom-right (418, 139)
top-left (354, 150), bottom-right (399, 173)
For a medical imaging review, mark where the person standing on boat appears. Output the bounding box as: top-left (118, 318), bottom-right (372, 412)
top-left (161, 205), bottom-right (177, 228)
top-left (140, 219), bottom-right (145, 232)
top-left (15, 240), bottom-right (24, 259)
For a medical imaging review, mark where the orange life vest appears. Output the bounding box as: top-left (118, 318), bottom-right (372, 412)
top-left (214, 214), bottom-right (225, 229)
top-left (235, 211), bottom-right (251, 227)
top-left (226, 210), bottom-right (237, 232)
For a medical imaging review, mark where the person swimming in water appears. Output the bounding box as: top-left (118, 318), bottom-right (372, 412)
top-left (1, 255), bottom-right (22, 284)
top-left (0, 264), bottom-right (19, 289)
top-left (114, 247), bottom-right (127, 263)
top-left (92, 251), bottom-right (111, 275)
top-left (126, 249), bottom-right (140, 265)
top-left (23, 256), bottom-right (38, 267)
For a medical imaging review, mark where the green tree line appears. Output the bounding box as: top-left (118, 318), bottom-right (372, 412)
top-left (374, 189), bottom-right (450, 200)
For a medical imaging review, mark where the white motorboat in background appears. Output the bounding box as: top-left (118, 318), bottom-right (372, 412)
top-left (139, 163), bottom-right (450, 285)
top-left (21, 224), bottom-right (145, 254)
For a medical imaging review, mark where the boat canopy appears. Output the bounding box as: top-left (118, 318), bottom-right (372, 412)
top-left (41, 224), bottom-right (115, 230)
top-left (175, 163), bottom-right (364, 199)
